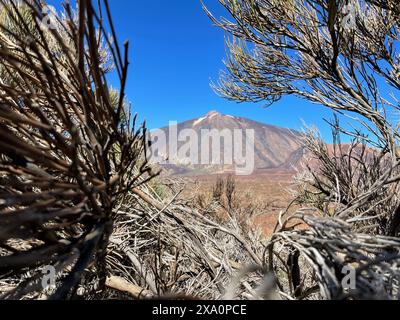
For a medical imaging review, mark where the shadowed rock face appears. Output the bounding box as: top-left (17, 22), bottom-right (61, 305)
top-left (152, 111), bottom-right (305, 176)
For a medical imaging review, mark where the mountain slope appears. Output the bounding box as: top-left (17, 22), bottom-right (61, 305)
top-left (151, 111), bottom-right (305, 175)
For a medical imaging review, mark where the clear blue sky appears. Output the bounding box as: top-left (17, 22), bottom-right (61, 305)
top-left (105, 1), bottom-right (341, 137)
top-left (48, 0), bottom-right (363, 140)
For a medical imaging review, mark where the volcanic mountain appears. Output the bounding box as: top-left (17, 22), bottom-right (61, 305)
top-left (150, 111), bottom-right (305, 176)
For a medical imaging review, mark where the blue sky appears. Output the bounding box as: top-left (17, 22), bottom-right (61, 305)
top-left (47, 0), bottom-right (370, 140)
top-left (104, 0), bottom-right (340, 137)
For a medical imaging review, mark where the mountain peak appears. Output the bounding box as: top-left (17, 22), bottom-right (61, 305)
top-left (206, 110), bottom-right (222, 118)
top-left (193, 110), bottom-right (229, 126)
top-left (155, 112), bottom-right (304, 176)
top-left (205, 110), bottom-right (238, 121)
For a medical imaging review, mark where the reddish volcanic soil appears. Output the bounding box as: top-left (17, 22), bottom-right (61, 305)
top-left (180, 170), bottom-right (297, 237)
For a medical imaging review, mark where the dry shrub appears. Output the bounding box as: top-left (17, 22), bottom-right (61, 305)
top-left (204, 0), bottom-right (400, 300)
top-left (0, 0), bottom-right (153, 299)
top-left (268, 214), bottom-right (400, 300)
top-left (2, 0), bottom-right (400, 301)
top-left (106, 179), bottom-right (271, 300)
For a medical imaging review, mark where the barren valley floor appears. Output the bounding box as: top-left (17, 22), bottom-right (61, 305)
top-left (178, 170), bottom-right (296, 236)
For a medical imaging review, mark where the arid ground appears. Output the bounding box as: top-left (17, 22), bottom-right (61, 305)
top-left (179, 170), bottom-right (297, 237)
